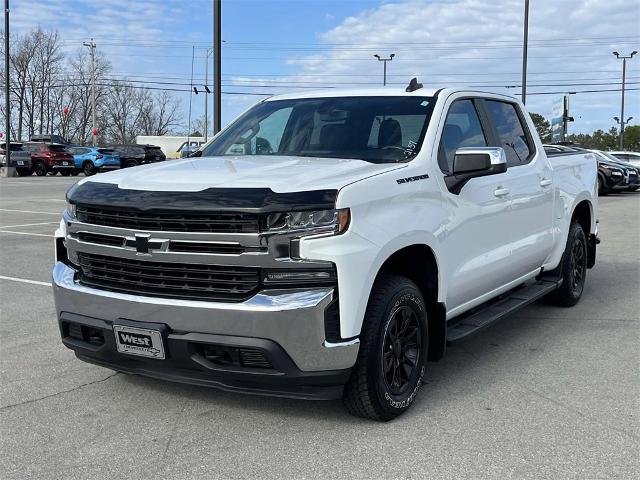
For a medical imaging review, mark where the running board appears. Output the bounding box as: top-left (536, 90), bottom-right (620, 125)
top-left (446, 278), bottom-right (562, 344)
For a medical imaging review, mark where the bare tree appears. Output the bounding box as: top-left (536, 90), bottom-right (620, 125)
top-left (139, 91), bottom-right (181, 136)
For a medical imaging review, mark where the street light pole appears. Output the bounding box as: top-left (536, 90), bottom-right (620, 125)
top-left (613, 50), bottom-right (637, 149)
top-left (4, 0), bottom-right (10, 165)
top-left (204, 49), bottom-right (209, 142)
top-left (373, 54), bottom-right (395, 86)
top-left (521, 0), bottom-right (529, 105)
top-left (213, 0), bottom-right (222, 134)
top-left (83, 39), bottom-right (97, 146)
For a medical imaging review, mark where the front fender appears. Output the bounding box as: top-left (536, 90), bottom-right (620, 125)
top-left (301, 228), bottom-right (444, 339)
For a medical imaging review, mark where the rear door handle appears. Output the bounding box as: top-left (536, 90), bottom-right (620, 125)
top-left (494, 187), bottom-right (510, 197)
top-left (540, 178), bottom-right (552, 187)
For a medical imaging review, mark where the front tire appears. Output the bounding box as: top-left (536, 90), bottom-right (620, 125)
top-left (343, 275), bottom-right (428, 421)
top-left (83, 162), bottom-right (97, 176)
top-left (546, 222), bottom-right (588, 307)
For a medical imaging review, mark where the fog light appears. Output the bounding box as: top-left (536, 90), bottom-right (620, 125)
top-left (263, 269), bottom-right (336, 286)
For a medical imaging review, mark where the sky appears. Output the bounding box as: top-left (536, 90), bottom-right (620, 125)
top-left (8, 0), bottom-right (640, 135)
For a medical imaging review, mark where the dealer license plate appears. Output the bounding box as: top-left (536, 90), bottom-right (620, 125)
top-left (113, 325), bottom-right (165, 359)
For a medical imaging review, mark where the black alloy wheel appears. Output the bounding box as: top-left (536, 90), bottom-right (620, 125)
top-left (545, 222), bottom-right (588, 307)
top-left (568, 234), bottom-right (586, 298)
top-left (382, 306), bottom-right (422, 396)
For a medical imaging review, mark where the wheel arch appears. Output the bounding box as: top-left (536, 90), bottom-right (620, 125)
top-left (371, 243), bottom-right (447, 361)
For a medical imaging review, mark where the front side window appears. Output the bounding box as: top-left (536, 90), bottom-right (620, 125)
top-left (485, 100), bottom-right (532, 166)
top-left (438, 99), bottom-right (487, 174)
top-left (200, 96), bottom-right (435, 164)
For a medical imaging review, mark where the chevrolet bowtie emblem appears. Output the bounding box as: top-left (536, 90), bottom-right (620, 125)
top-left (134, 234), bottom-right (151, 254)
top-left (125, 235), bottom-right (164, 254)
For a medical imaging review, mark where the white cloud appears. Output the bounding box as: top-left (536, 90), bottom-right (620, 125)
top-left (283, 0), bottom-right (640, 133)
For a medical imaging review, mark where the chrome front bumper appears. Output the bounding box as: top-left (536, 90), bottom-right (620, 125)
top-left (52, 262), bottom-right (359, 372)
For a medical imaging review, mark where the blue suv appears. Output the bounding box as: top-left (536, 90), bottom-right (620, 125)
top-left (68, 146), bottom-right (121, 176)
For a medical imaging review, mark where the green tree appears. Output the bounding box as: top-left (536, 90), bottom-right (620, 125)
top-left (623, 125), bottom-right (640, 151)
top-left (529, 112), bottom-right (552, 143)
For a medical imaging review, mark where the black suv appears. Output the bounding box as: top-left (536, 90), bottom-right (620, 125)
top-left (108, 144), bottom-right (166, 168)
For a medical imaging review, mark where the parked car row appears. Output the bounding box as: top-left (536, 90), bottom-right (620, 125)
top-left (0, 141), bottom-right (166, 177)
top-left (543, 145), bottom-right (640, 195)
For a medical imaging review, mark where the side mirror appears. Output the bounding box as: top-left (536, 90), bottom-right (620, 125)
top-left (446, 147), bottom-right (507, 194)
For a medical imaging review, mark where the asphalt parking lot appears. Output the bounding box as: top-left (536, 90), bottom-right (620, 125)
top-left (0, 175), bottom-right (638, 480)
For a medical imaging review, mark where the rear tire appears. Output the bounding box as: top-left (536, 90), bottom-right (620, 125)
top-left (16, 168), bottom-right (31, 176)
top-left (71, 170), bottom-right (80, 176)
top-left (628, 186), bottom-right (639, 192)
top-left (33, 162), bottom-right (47, 176)
top-left (60, 170), bottom-right (71, 176)
top-left (124, 160), bottom-right (138, 168)
top-left (343, 275), bottom-right (428, 421)
top-left (545, 222), bottom-right (588, 307)
top-left (83, 162), bottom-right (97, 176)
top-left (48, 171), bottom-right (58, 176)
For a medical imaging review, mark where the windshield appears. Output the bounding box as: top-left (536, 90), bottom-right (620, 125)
top-left (199, 96), bottom-right (435, 163)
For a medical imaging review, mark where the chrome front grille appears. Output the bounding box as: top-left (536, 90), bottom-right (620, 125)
top-left (76, 252), bottom-right (260, 302)
top-left (65, 204), bottom-right (335, 302)
top-left (76, 205), bottom-right (260, 233)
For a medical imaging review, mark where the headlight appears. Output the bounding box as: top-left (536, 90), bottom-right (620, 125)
top-left (265, 208), bottom-right (350, 235)
top-left (65, 202), bottom-right (77, 219)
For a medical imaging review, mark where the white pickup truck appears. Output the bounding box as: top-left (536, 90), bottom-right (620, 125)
top-left (53, 83), bottom-right (598, 421)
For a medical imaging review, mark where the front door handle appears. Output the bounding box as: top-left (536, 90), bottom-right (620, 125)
top-left (494, 187), bottom-right (510, 197)
top-left (540, 178), bottom-right (552, 187)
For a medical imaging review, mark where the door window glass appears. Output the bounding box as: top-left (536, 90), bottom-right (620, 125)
top-left (485, 100), bottom-right (532, 166)
top-left (438, 100), bottom-right (487, 174)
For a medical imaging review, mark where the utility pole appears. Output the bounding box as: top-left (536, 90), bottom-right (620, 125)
top-left (83, 39), bottom-right (97, 146)
top-left (213, 0), bottom-right (222, 134)
top-left (613, 50), bottom-right (637, 149)
top-left (373, 54), bottom-right (395, 86)
top-left (521, 0), bottom-right (529, 104)
top-left (4, 0), bottom-right (10, 165)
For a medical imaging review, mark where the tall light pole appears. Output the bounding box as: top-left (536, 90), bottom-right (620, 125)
top-left (521, 0), bottom-right (529, 104)
top-left (83, 39), bottom-right (96, 145)
top-left (373, 54), bottom-right (395, 86)
top-left (4, 0), bottom-right (10, 165)
top-left (613, 50), bottom-right (637, 149)
top-left (213, 0), bottom-right (221, 134)
top-left (203, 47), bottom-right (212, 142)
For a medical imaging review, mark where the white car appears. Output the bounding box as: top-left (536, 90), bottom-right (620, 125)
top-left (608, 151), bottom-right (640, 168)
top-left (53, 85), bottom-right (599, 420)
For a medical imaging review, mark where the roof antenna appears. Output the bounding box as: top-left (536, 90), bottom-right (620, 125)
top-left (405, 77), bottom-right (423, 92)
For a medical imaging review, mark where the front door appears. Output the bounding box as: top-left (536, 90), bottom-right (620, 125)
top-left (437, 98), bottom-right (515, 313)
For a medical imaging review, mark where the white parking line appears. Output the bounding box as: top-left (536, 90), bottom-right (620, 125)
top-left (0, 222), bottom-right (58, 229)
top-left (0, 230), bottom-right (53, 237)
top-left (0, 275), bottom-right (51, 287)
top-left (0, 208), bottom-right (60, 215)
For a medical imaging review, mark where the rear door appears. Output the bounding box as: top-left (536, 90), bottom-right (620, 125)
top-left (437, 97), bottom-right (515, 312)
top-left (482, 99), bottom-right (554, 278)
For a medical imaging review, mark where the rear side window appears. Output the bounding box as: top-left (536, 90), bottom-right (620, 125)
top-left (438, 99), bottom-right (487, 174)
top-left (48, 144), bottom-right (67, 152)
top-left (98, 149), bottom-right (114, 154)
top-left (484, 101), bottom-right (532, 166)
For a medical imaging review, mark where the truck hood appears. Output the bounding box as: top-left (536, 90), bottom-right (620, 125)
top-left (84, 155), bottom-right (406, 192)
